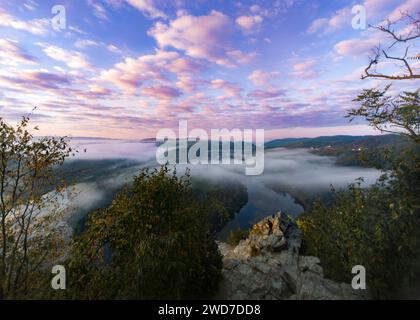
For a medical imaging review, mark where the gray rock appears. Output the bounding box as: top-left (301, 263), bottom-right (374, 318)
top-left (217, 212), bottom-right (367, 300)
top-left (298, 256), bottom-right (324, 276)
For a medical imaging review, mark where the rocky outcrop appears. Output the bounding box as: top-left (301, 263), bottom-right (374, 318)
top-left (217, 212), bottom-right (367, 300)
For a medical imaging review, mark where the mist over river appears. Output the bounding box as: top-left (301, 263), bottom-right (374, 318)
top-left (64, 139), bottom-right (381, 237)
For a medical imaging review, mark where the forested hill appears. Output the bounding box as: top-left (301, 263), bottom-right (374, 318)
top-left (265, 134), bottom-right (412, 168)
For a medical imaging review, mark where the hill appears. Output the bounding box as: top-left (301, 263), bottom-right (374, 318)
top-left (265, 134), bottom-right (410, 168)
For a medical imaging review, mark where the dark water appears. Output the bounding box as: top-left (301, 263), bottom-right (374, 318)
top-left (218, 180), bottom-right (303, 240)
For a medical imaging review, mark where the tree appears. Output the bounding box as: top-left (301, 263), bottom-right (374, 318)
top-left (298, 173), bottom-right (420, 297)
top-left (362, 11), bottom-right (420, 80)
top-left (348, 85), bottom-right (420, 142)
top-left (299, 8), bottom-right (420, 298)
top-left (0, 116), bottom-right (72, 299)
top-left (68, 165), bottom-right (223, 299)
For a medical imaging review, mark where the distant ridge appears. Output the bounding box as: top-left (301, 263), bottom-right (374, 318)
top-left (139, 138), bottom-right (157, 143)
top-left (265, 134), bottom-right (402, 149)
top-left (68, 136), bottom-right (119, 140)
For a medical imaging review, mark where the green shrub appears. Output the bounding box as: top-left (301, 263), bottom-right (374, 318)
top-left (68, 165), bottom-right (223, 299)
top-left (298, 147), bottom-right (420, 298)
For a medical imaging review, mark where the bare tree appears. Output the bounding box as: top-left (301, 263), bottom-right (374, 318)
top-left (0, 115), bottom-right (72, 299)
top-left (362, 11), bottom-right (420, 80)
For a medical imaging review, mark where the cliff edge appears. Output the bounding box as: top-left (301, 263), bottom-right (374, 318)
top-left (217, 212), bottom-right (367, 300)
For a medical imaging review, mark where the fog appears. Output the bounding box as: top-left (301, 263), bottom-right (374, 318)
top-left (259, 148), bottom-right (380, 192)
top-left (70, 138), bottom-right (157, 162)
top-left (59, 140), bottom-right (381, 237)
top-left (172, 148), bottom-right (381, 237)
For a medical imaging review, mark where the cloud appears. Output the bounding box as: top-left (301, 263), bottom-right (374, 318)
top-left (388, 0), bottom-right (419, 22)
top-left (107, 44), bottom-right (123, 54)
top-left (126, 0), bottom-right (167, 19)
top-left (167, 57), bottom-right (203, 74)
top-left (0, 39), bottom-right (37, 65)
top-left (328, 7), bottom-right (352, 30)
top-left (307, 7), bottom-right (351, 35)
top-left (0, 70), bottom-right (70, 91)
top-left (236, 15), bottom-right (263, 34)
top-left (226, 50), bottom-right (257, 65)
top-left (307, 18), bottom-right (328, 34)
top-left (291, 59), bottom-right (320, 79)
top-left (248, 70), bottom-right (279, 86)
top-left (87, 0), bottom-right (109, 21)
top-left (100, 65), bottom-right (144, 92)
top-left (23, 0), bottom-right (38, 11)
top-left (75, 39), bottom-right (121, 55)
top-left (334, 38), bottom-right (378, 57)
top-left (99, 49), bottom-right (178, 92)
top-left (361, 0), bottom-right (404, 22)
top-left (40, 44), bottom-right (92, 69)
top-left (2, 0), bottom-right (407, 139)
top-left (87, 84), bottom-right (112, 97)
top-left (293, 59), bottom-right (316, 71)
top-left (243, 0), bottom-right (298, 18)
top-left (250, 4), bottom-right (261, 14)
top-left (148, 11), bottom-right (254, 67)
top-left (0, 8), bottom-right (50, 35)
top-left (247, 88), bottom-right (286, 99)
top-left (211, 79), bottom-right (242, 99)
top-left (307, 0), bottom-right (403, 35)
top-left (176, 75), bottom-right (199, 93)
top-left (142, 85), bottom-right (182, 100)
top-left (74, 39), bottom-right (100, 49)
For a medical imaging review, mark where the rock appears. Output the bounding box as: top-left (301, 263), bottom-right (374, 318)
top-left (296, 273), bottom-right (363, 300)
top-left (248, 214), bottom-right (288, 252)
top-left (299, 256), bottom-right (324, 276)
top-left (217, 212), bottom-right (367, 300)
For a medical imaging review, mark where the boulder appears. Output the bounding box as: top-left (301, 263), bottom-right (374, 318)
top-left (217, 212), bottom-right (367, 300)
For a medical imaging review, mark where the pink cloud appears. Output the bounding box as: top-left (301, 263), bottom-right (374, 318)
top-left (40, 44), bottom-right (92, 69)
top-left (87, 0), bottom-right (109, 21)
top-left (211, 79), bottom-right (242, 99)
top-left (247, 87), bottom-right (286, 99)
top-left (236, 15), bottom-right (263, 34)
top-left (388, 0), bottom-right (419, 22)
top-left (99, 49), bottom-right (178, 92)
top-left (307, 18), bottom-right (328, 34)
top-left (176, 75), bottom-right (199, 93)
top-left (0, 39), bottom-right (36, 65)
top-left (307, 0), bottom-right (402, 35)
top-left (87, 84), bottom-right (112, 97)
top-left (0, 8), bottom-right (49, 35)
top-left (107, 44), bottom-right (122, 54)
top-left (167, 57), bottom-right (203, 74)
top-left (126, 0), bottom-right (167, 19)
top-left (148, 11), bottom-right (255, 67)
top-left (334, 38), bottom-right (378, 57)
top-left (291, 59), bottom-right (320, 79)
top-left (293, 59), bottom-right (316, 71)
top-left (142, 85), bottom-right (182, 100)
top-left (100, 67), bottom-right (142, 92)
top-left (307, 7), bottom-right (351, 35)
top-left (248, 70), bottom-right (279, 86)
top-left (226, 50), bottom-right (257, 65)
top-left (0, 70), bottom-right (70, 92)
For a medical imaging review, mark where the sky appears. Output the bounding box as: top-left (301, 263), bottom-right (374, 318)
top-left (0, 0), bottom-right (419, 140)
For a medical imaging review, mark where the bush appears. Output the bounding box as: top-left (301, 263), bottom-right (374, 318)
top-left (298, 146), bottom-right (420, 298)
top-left (68, 165), bottom-right (223, 299)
